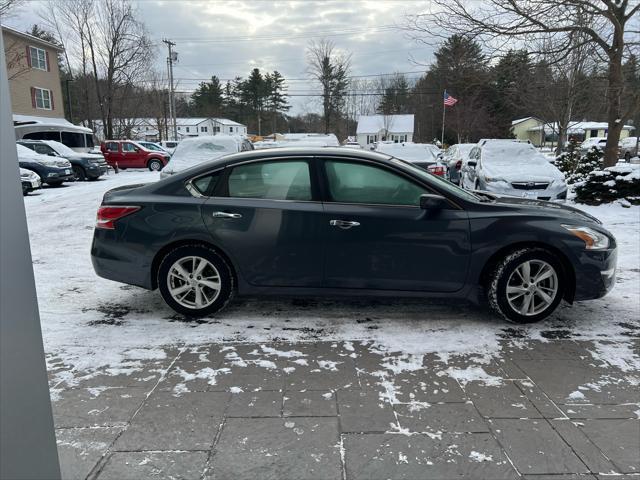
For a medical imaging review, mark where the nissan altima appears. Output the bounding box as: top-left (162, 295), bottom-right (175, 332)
top-left (91, 148), bottom-right (616, 323)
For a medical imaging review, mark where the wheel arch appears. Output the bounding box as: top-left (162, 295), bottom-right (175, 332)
top-left (478, 241), bottom-right (576, 303)
top-left (150, 239), bottom-right (237, 290)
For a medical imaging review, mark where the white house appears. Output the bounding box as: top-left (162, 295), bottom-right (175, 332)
top-left (92, 117), bottom-right (247, 141)
top-left (356, 114), bottom-right (414, 148)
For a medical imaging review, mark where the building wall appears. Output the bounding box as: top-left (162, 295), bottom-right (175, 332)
top-left (584, 128), bottom-right (631, 140)
top-left (3, 29), bottom-right (65, 119)
top-left (512, 118), bottom-right (543, 145)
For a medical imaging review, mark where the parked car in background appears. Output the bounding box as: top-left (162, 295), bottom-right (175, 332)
top-left (100, 140), bottom-right (170, 171)
top-left (461, 140), bottom-right (567, 201)
top-left (443, 143), bottom-right (475, 185)
top-left (18, 139), bottom-right (108, 181)
top-left (579, 137), bottom-right (622, 157)
top-left (137, 141), bottom-right (172, 156)
top-left (91, 147), bottom-right (616, 324)
top-left (160, 140), bottom-right (179, 154)
top-left (620, 136), bottom-right (639, 161)
top-left (342, 141), bottom-right (362, 149)
top-left (424, 143), bottom-right (443, 160)
top-left (20, 167), bottom-right (42, 195)
top-left (376, 142), bottom-right (446, 176)
top-left (16, 144), bottom-right (74, 186)
top-left (160, 135), bottom-right (248, 178)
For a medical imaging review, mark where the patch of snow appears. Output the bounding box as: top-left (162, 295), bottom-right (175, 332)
top-left (229, 386), bottom-right (244, 394)
top-left (567, 391), bottom-right (586, 401)
top-left (445, 366), bottom-right (503, 387)
top-left (469, 451), bottom-right (493, 462)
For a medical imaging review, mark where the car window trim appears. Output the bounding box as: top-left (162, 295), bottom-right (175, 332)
top-left (316, 155), bottom-right (463, 210)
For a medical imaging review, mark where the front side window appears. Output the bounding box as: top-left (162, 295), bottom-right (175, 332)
top-left (34, 87), bottom-right (51, 109)
top-left (325, 160), bottom-right (427, 206)
top-left (29, 46), bottom-right (47, 70)
top-left (122, 142), bottom-right (137, 152)
top-left (227, 160), bottom-right (312, 201)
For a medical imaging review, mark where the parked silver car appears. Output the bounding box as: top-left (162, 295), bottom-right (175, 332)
top-left (460, 140), bottom-right (567, 201)
top-left (620, 136), bottom-right (639, 161)
top-left (443, 143), bottom-right (475, 185)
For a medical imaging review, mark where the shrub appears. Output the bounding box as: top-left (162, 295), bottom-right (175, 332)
top-left (574, 164), bottom-right (640, 205)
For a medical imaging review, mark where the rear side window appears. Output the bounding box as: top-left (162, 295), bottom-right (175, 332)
top-left (122, 143), bottom-right (137, 152)
top-left (227, 161), bottom-right (312, 201)
top-left (61, 131), bottom-right (85, 148)
top-left (24, 131), bottom-right (61, 141)
top-left (192, 171), bottom-right (221, 196)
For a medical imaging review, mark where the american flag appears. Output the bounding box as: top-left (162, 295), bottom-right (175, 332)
top-left (444, 91), bottom-right (458, 107)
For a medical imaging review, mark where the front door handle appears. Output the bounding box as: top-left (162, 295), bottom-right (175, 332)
top-left (213, 211), bottom-right (242, 219)
top-left (330, 219), bottom-right (360, 229)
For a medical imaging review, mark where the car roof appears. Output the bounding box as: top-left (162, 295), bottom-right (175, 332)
top-left (158, 147), bottom-right (396, 184)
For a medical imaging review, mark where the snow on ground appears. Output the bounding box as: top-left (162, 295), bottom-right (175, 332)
top-left (23, 170), bottom-right (640, 389)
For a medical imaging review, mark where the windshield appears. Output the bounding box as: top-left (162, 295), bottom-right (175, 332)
top-left (44, 140), bottom-right (77, 157)
top-left (377, 143), bottom-right (437, 162)
top-left (390, 158), bottom-right (480, 202)
top-left (141, 142), bottom-right (164, 151)
top-left (483, 144), bottom-right (547, 166)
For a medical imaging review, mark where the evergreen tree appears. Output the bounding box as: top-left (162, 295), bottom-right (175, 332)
top-left (377, 74), bottom-right (410, 115)
top-left (569, 147), bottom-right (603, 185)
top-left (555, 137), bottom-right (581, 182)
top-left (190, 76), bottom-right (224, 118)
top-left (264, 70), bottom-right (290, 134)
top-left (239, 68), bottom-right (268, 135)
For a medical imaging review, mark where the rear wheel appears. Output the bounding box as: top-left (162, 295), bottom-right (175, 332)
top-left (148, 159), bottom-right (163, 171)
top-left (487, 248), bottom-right (564, 323)
top-left (22, 183), bottom-right (29, 196)
top-left (158, 245), bottom-right (234, 317)
top-left (72, 165), bottom-right (86, 181)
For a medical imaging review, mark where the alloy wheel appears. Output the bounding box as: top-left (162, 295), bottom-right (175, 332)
top-left (167, 256), bottom-right (221, 309)
top-left (506, 260), bottom-right (558, 316)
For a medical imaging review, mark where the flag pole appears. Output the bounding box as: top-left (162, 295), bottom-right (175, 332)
top-left (441, 90), bottom-right (446, 147)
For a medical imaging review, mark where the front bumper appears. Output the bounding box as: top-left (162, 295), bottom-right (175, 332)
top-left (483, 182), bottom-right (567, 201)
top-left (573, 247), bottom-right (617, 301)
top-left (86, 164), bottom-right (108, 178)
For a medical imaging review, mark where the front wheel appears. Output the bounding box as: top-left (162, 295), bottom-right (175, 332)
top-left (73, 165), bottom-right (86, 181)
top-left (487, 248), bottom-right (564, 323)
top-left (148, 159), bottom-right (163, 171)
top-left (157, 245), bottom-right (234, 317)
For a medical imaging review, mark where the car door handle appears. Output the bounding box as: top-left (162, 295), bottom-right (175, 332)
top-left (213, 211), bottom-right (242, 219)
top-left (330, 219), bottom-right (360, 229)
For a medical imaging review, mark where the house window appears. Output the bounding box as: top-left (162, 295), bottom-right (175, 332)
top-left (590, 129), bottom-right (598, 137)
top-left (29, 46), bottom-right (47, 70)
top-left (33, 87), bottom-right (52, 110)
top-left (214, 126), bottom-right (220, 133)
top-left (366, 134), bottom-right (377, 144)
top-left (229, 126), bottom-right (233, 133)
top-left (201, 126), bottom-right (207, 132)
top-left (178, 127), bottom-right (181, 130)
top-left (186, 127), bottom-right (190, 133)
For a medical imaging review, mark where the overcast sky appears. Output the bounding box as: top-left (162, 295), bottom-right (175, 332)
top-left (6, 0), bottom-right (436, 114)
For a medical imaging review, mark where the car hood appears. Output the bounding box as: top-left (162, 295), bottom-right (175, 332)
top-left (490, 195), bottom-right (602, 224)
top-left (482, 161), bottom-right (564, 183)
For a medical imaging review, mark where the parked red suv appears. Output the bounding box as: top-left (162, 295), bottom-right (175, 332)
top-left (100, 140), bottom-right (170, 171)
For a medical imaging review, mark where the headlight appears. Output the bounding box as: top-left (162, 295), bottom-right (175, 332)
top-left (562, 225), bottom-right (610, 250)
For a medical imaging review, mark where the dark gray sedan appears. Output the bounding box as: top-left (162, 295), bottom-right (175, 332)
top-left (91, 148), bottom-right (616, 323)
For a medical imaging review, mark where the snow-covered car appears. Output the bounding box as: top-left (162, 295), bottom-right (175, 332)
top-left (443, 143), bottom-right (475, 185)
top-left (620, 136), bottom-right (639, 161)
top-left (342, 141), bottom-right (362, 149)
top-left (579, 137), bottom-right (622, 157)
top-left (20, 167), bottom-right (42, 195)
top-left (461, 140), bottom-right (567, 201)
top-left (16, 144), bottom-right (74, 186)
top-left (160, 135), bottom-right (243, 178)
top-left (18, 139), bottom-right (108, 181)
top-left (375, 142), bottom-right (446, 176)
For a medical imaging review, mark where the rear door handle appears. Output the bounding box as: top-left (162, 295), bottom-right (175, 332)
top-left (330, 219), bottom-right (360, 229)
top-left (213, 211), bottom-right (242, 219)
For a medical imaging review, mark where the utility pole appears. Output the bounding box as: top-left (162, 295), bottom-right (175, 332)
top-left (163, 39), bottom-right (178, 141)
top-left (65, 79), bottom-right (73, 124)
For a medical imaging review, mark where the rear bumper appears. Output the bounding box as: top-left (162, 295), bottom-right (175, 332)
top-left (91, 230), bottom-right (154, 289)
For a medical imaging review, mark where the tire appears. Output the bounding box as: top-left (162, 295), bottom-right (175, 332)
top-left (22, 184), bottom-right (29, 196)
top-left (487, 248), bottom-right (564, 323)
top-left (148, 159), bottom-right (163, 171)
top-left (157, 244), bottom-right (234, 317)
top-left (72, 165), bottom-right (86, 181)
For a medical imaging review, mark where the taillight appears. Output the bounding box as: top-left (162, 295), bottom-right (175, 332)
top-left (96, 206), bottom-right (140, 230)
top-left (428, 165), bottom-right (446, 176)
top-left (455, 160), bottom-right (462, 171)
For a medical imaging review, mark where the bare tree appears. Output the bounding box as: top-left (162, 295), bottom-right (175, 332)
top-left (407, 0), bottom-right (640, 166)
top-left (306, 39), bottom-right (351, 134)
top-left (0, 0), bottom-right (24, 17)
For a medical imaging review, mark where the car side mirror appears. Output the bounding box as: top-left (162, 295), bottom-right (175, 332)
top-left (419, 194), bottom-right (448, 211)
top-left (134, 147), bottom-right (140, 152)
top-left (467, 161), bottom-right (477, 168)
